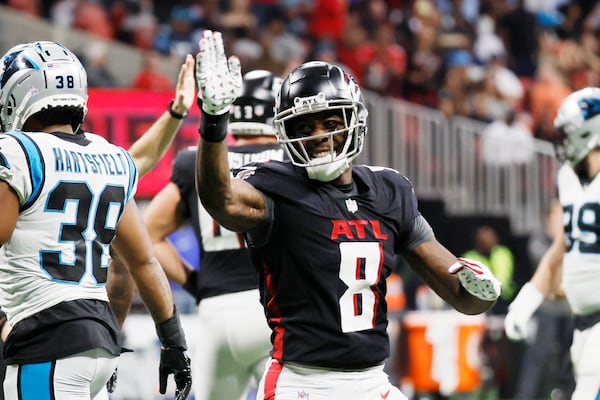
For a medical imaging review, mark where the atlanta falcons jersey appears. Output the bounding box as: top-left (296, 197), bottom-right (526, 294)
top-left (0, 130), bottom-right (135, 363)
top-left (172, 143), bottom-right (285, 300)
top-left (558, 164), bottom-right (600, 316)
top-left (236, 161), bottom-right (432, 368)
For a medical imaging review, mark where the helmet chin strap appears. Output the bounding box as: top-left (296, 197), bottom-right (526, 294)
top-left (306, 154), bottom-right (350, 182)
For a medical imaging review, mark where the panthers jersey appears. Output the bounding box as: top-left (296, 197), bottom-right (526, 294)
top-left (237, 161), bottom-right (432, 368)
top-left (558, 164), bottom-right (600, 316)
top-left (0, 130), bottom-right (137, 325)
top-left (171, 143), bottom-right (285, 300)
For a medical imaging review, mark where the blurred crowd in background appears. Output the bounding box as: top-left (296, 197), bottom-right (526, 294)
top-left (2, 0), bottom-right (599, 144)
top-left (0, 1), bottom-right (593, 398)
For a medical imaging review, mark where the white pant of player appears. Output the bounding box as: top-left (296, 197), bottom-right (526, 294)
top-left (570, 321), bottom-right (600, 399)
top-left (3, 347), bottom-right (117, 400)
top-left (193, 289), bottom-right (272, 400)
top-left (256, 359), bottom-right (408, 400)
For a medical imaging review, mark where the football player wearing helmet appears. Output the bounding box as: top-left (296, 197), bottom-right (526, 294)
top-left (0, 41), bottom-right (191, 400)
top-left (505, 86), bottom-right (600, 399)
top-left (144, 68), bottom-right (285, 400)
top-left (194, 30), bottom-right (500, 400)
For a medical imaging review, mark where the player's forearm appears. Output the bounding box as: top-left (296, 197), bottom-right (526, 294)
top-left (107, 257), bottom-right (136, 328)
top-left (196, 129), bottom-right (231, 214)
top-left (129, 111), bottom-right (184, 177)
top-left (155, 240), bottom-right (193, 286)
top-left (530, 236), bottom-right (565, 297)
top-left (129, 258), bottom-right (175, 323)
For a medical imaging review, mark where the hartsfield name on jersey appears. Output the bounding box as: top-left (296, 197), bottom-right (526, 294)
top-left (52, 146), bottom-right (128, 175)
top-left (331, 219), bottom-right (388, 240)
top-left (228, 148), bottom-right (285, 169)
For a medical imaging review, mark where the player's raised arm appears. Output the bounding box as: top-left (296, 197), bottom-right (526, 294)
top-left (194, 30), bottom-right (267, 232)
top-left (129, 54), bottom-right (196, 176)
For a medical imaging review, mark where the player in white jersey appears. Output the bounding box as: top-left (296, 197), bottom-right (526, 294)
top-left (0, 41), bottom-right (191, 400)
top-left (505, 87), bottom-right (600, 399)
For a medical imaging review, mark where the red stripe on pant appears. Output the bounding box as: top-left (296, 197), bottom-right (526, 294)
top-left (263, 360), bottom-right (283, 400)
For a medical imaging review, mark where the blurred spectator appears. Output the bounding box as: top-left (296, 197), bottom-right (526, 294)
top-left (481, 110), bottom-right (535, 167)
top-left (50, 0), bottom-right (78, 28)
top-left (153, 4), bottom-right (202, 57)
top-left (337, 11), bottom-right (369, 84)
top-left (497, 0), bottom-right (539, 78)
top-left (131, 51), bottom-right (173, 91)
top-left (473, 14), bottom-right (506, 64)
top-left (83, 41), bottom-right (116, 88)
top-left (356, 0), bottom-right (391, 36)
top-left (355, 23), bottom-right (407, 97)
top-left (469, 55), bottom-right (524, 122)
top-left (221, 0), bottom-right (259, 37)
top-left (405, 23), bottom-right (445, 107)
top-left (108, 0), bottom-right (141, 45)
top-left (438, 49), bottom-right (474, 116)
top-left (72, 0), bottom-right (114, 39)
top-left (231, 36), bottom-right (264, 72)
top-left (7, 0), bottom-right (39, 16)
top-left (250, 0), bottom-right (280, 27)
top-left (529, 61), bottom-right (571, 141)
top-left (130, 11), bottom-right (160, 50)
top-left (462, 225), bottom-right (515, 314)
top-left (307, 0), bottom-right (346, 42)
top-left (257, 7), bottom-right (307, 75)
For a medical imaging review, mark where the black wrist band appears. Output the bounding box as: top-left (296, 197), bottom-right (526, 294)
top-left (156, 307), bottom-right (188, 350)
top-left (168, 100), bottom-right (187, 120)
top-left (200, 111), bottom-right (229, 142)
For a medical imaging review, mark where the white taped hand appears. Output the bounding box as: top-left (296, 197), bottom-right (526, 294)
top-left (196, 30), bottom-right (242, 115)
top-left (449, 257), bottom-right (501, 302)
top-left (504, 282), bottom-right (544, 340)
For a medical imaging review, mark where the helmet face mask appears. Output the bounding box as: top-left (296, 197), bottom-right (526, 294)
top-left (273, 61), bottom-right (367, 182)
top-left (0, 41), bottom-right (88, 132)
top-left (554, 87), bottom-right (600, 169)
top-left (229, 70), bottom-right (282, 136)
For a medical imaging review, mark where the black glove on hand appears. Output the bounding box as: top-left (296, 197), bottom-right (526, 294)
top-left (159, 348), bottom-right (191, 400)
top-left (156, 309), bottom-right (192, 399)
top-left (106, 367), bottom-right (118, 393)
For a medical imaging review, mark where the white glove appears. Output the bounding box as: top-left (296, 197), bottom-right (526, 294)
top-left (504, 282), bottom-right (544, 341)
top-left (196, 30), bottom-right (242, 115)
top-left (449, 257), bottom-right (501, 302)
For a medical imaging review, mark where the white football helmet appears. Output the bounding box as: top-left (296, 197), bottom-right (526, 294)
top-left (0, 41), bottom-right (88, 132)
top-left (554, 86), bottom-right (600, 168)
top-left (273, 61), bottom-right (368, 182)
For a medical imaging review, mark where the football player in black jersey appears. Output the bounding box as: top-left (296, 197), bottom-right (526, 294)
top-left (194, 30), bottom-right (501, 400)
top-left (144, 69), bottom-right (286, 400)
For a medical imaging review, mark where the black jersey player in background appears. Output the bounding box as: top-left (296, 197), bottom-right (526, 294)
top-left (144, 69), bottom-right (286, 400)
top-left (194, 30), bottom-right (501, 400)
top-left (0, 41), bottom-right (191, 400)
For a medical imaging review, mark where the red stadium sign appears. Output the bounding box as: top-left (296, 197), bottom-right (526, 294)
top-left (84, 89), bottom-right (200, 198)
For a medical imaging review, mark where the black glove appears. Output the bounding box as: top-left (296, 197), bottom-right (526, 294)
top-left (156, 309), bottom-right (192, 399)
top-left (106, 348), bottom-right (133, 393)
top-left (159, 348), bottom-right (191, 399)
top-left (106, 367), bottom-right (118, 393)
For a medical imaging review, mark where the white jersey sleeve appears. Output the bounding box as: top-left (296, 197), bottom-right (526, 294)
top-left (558, 164), bottom-right (600, 315)
top-left (0, 131), bottom-right (138, 325)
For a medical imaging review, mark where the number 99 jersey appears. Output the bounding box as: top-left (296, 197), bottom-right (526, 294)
top-left (0, 130), bottom-right (137, 325)
top-left (558, 164), bottom-right (600, 316)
